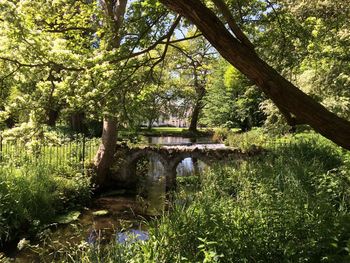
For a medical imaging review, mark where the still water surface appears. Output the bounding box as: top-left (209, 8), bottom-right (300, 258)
top-left (146, 136), bottom-right (214, 145)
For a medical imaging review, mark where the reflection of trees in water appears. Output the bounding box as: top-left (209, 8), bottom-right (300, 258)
top-left (134, 156), bottom-right (165, 198)
top-left (134, 156), bottom-right (206, 214)
top-left (134, 156), bottom-right (150, 196)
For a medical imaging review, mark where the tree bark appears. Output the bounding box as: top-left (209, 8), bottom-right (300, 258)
top-left (189, 86), bottom-right (206, 133)
top-left (70, 112), bottom-right (86, 134)
top-left (94, 0), bottom-right (128, 187)
top-left (46, 108), bottom-right (60, 127)
top-left (94, 117), bottom-right (118, 186)
top-left (160, 0), bottom-right (350, 150)
top-left (189, 102), bottom-right (200, 132)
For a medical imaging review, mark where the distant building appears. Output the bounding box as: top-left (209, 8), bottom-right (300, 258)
top-left (144, 109), bottom-right (192, 128)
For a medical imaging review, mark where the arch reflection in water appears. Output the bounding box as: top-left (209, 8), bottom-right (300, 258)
top-left (135, 156), bottom-right (166, 216)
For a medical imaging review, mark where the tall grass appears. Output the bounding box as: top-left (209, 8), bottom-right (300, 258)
top-left (0, 137), bottom-right (100, 170)
top-left (61, 135), bottom-right (350, 262)
top-left (0, 137), bottom-right (99, 245)
top-left (0, 162), bottom-right (91, 245)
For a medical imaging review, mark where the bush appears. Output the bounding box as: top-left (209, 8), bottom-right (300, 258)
top-left (225, 128), bottom-right (268, 150)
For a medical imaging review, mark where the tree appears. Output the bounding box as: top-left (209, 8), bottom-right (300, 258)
top-left (243, 0), bottom-right (350, 131)
top-left (159, 0), bottom-right (350, 150)
top-left (0, 0), bottom-right (197, 187)
top-left (167, 35), bottom-right (215, 132)
top-left (203, 59), bottom-right (265, 130)
top-left (0, 0), bottom-right (100, 129)
top-left (93, 0), bottom-right (128, 187)
top-left (91, 1), bottom-right (193, 186)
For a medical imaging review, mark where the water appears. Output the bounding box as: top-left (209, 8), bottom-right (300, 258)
top-left (117, 229), bottom-right (149, 244)
top-left (146, 136), bottom-right (214, 145)
top-left (4, 159), bottom-right (167, 261)
top-left (5, 196), bottom-right (155, 262)
top-left (3, 136), bottom-right (216, 261)
top-left (142, 156), bottom-right (166, 216)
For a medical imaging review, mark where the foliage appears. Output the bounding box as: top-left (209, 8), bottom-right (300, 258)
top-left (0, 135), bottom-right (97, 245)
top-left (225, 128), bottom-right (268, 151)
top-left (56, 134), bottom-right (350, 262)
top-left (251, 0), bottom-right (350, 128)
top-left (0, 0), bottom-right (179, 130)
top-left (1, 0), bottom-right (349, 138)
top-left (259, 99), bottom-right (292, 135)
top-left (202, 60), bottom-right (266, 130)
top-left (0, 162), bottom-right (91, 244)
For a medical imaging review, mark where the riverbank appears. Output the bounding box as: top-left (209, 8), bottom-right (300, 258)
top-left (2, 193), bottom-right (160, 262)
top-left (0, 163), bottom-right (91, 246)
top-left (119, 127), bottom-right (214, 139)
top-left (57, 133), bottom-right (350, 262)
top-left (1, 132), bottom-right (349, 262)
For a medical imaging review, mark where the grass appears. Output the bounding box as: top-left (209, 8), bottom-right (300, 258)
top-left (0, 138), bottom-right (100, 169)
top-left (142, 127), bottom-right (186, 133)
top-left (55, 133), bottom-right (350, 262)
top-left (0, 148), bottom-right (93, 245)
top-left (1, 131), bottom-right (350, 262)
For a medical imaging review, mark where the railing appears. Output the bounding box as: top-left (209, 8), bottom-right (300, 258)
top-left (0, 135), bottom-right (100, 174)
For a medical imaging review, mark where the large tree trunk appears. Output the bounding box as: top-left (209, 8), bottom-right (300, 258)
top-left (160, 0), bottom-right (350, 150)
top-left (93, 0), bottom-right (127, 187)
top-left (46, 108), bottom-right (60, 127)
top-left (94, 117), bottom-right (118, 186)
top-left (189, 86), bottom-right (206, 132)
top-left (189, 102), bottom-right (200, 132)
top-left (70, 112), bottom-right (86, 134)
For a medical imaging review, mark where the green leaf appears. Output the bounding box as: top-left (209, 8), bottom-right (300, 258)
top-left (92, 210), bottom-right (110, 216)
top-left (56, 211), bottom-right (81, 224)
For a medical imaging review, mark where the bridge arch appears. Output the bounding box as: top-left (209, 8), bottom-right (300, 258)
top-left (127, 149), bottom-right (168, 169)
top-left (168, 151), bottom-right (212, 172)
top-left (118, 149), bottom-right (169, 183)
top-left (110, 144), bottom-right (248, 191)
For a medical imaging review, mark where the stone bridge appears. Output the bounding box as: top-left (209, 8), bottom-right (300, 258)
top-left (109, 143), bottom-right (257, 191)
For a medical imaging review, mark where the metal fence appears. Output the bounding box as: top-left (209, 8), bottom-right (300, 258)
top-left (0, 135), bottom-right (100, 173)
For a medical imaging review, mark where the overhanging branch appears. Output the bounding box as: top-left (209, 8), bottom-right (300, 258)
top-left (0, 56), bottom-right (85, 72)
top-left (211, 0), bottom-right (255, 50)
top-left (108, 16), bottom-right (204, 64)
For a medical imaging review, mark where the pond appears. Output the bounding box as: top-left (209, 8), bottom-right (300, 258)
top-left (5, 195), bottom-right (153, 262)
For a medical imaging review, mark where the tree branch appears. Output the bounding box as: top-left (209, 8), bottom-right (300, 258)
top-left (160, 34), bottom-right (203, 44)
top-left (0, 56), bottom-right (84, 72)
top-left (110, 16), bottom-right (189, 64)
top-left (149, 16), bottom-right (182, 71)
top-left (45, 26), bottom-right (95, 33)
top-left (211, 0), bottom-right (255, 50)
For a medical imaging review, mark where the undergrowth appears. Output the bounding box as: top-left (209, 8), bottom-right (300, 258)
top-left (59, 134), bottom-right (350, 262)
top-left (0, 163), bottom-right (91, 245)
